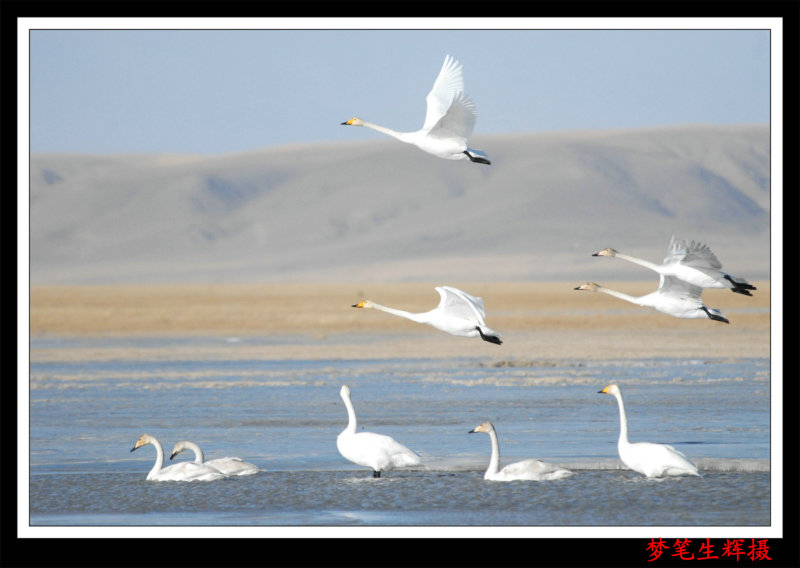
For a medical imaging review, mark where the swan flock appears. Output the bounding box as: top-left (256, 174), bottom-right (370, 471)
top-left (125, 57), bottom-right (757, 487)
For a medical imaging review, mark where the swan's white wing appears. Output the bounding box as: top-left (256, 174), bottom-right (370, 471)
top-left (422, 55), bottom-right (467, 132)
top-left (499, 459), bottom-right (573, 481)
top-left (343, 432), bottom-right (421, 469)
top-left (625, 442), bottom-right (700, 477)
top-left (206, 457), bottom-right (260, 475)
top-left (435, 286), bottom-right (487, 321)
top-left (663, 235), bottom-right (689, 265)
top-left (681, 240), bottom-right (723, 269)
top-left (664, 235), bottom-right (722, 269)
top-left (428, 91), bottom-right (477, 140)
top-left (657, 275), bottom-right (703, 300)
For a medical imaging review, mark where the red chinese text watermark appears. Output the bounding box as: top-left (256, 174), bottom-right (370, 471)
top-left (647, 538), bottom-right (772, 562)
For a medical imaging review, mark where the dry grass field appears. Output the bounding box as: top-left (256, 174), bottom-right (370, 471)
top-left (28, 281), bottom-right (771, 362)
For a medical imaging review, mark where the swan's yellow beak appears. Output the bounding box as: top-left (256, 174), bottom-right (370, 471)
top-left (352, 300), bottom-right (366, 308)
top-left (599, 385), bottom-right (612, 394)
top-left (341, 118), bottom-right (356, 126)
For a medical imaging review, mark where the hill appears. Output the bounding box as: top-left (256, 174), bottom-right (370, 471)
top-left (28, 124), bottom-right (771, 285)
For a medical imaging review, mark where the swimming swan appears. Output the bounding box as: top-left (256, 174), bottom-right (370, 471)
top-left (130, 434), bottom-right (227, 481)
top-left (170, 440), bottom-right (260, 476)
top-left (598, 384), bottom-right (701, 478)
top-left (469, 421), bottom-right (574, 481)
top-left (352, 286), bottom-right (503, 344)
top-left (593, 235), bottom-right (756, 296)
top-left (574, 279), bottom-right (729, 323)
top-left (341, 55), bottom-right (490, 164)
top-left (337, 385), bottom-right (422, 478)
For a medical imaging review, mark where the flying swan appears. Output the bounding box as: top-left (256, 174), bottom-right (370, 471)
top-left (469, 421), bottom-right (574, 481)
top-left (593, 235), bottom-right (756, 296)
top-left (337, 385), bottom-right (422, 478)
top-left (573, 278), bottom-right (729, 323)
top-left (170, 440), bottom-right (260, 476)
top-left (598, 384), bottom-right (701, 478)
top-left (341, 54), bottom-right (490, 164)
top-left (352, 285), bottom-right (503, 344)
top-left (130, 434), bottom-right (227, 481)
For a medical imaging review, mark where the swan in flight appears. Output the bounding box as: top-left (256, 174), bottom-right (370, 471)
top-left (598, 384), bottom-right (701, 478)
top-left (573, 279), bottom-right (729, 323)
top-left (170, 440), bottom-right (260, 476)
top-left (469, 421), bottom-right (574, 481)
top-left (337, 385), bottom-right (422, 478)
top-left (130, 434), bottom-right (227, 481)
top-left (352, 286), bottom-right (503, 344)
top-left (593, 235), bottom-right (756, 296)
top-left (341, 55), bottom-right (490, 164)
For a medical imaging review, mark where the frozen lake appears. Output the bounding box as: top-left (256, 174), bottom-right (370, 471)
top-left (26, 334), bottom-right (771, 533)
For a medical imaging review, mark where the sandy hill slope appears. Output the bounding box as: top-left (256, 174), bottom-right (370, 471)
top-left (28, 124), bottom-right (770, 285)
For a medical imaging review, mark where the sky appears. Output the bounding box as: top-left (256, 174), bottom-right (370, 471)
top-left (26, 22), bottom-right (773, 155)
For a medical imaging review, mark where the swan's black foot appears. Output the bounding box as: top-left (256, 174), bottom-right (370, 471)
top-left (372, 470), bottom-right (381, 478)
top-left (724, 274), bottom-right (756, 295)
top-left (463, 151), bottom-right (491, 165)
top-left (702, 306), bottom-right (729, 324)
top-left (476, 327), bottom-right (503, 345)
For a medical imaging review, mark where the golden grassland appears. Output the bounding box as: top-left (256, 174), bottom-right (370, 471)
top-left (27, 281), bottom-right (771, 362)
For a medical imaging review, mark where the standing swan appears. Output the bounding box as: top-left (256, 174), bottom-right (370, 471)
top-left (574, 279), bottom-right (729, 323)
top-left (593, 235), bottom-right (756, 296)
top-left (469, 421), bottom-right (574, 481)
top-left (336, 385), bottom-right (422, 478)
top-left (170, 440), bottom-right (260, 476)
top-left (598, 384), bottom-right (701, 478)
top-left (130, 434), bottom-right (227, 481)
top-left (341, 55), bottom-right (490, 164)
top-left (352, 286), bottom-right (503, 344)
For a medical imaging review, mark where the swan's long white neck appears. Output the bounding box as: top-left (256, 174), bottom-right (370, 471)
top-left (341, 390), bottom-right (358, 435)
top-left (611, 391), bottom-right (631, 447)
top-left (185, 441), bottom-right (205, 464)
top-left (596, 286), bottom-right (644, 307)
top-left (615, 252), bottom-right (662, 273)
top-left (361, 121), bottom-right (412, 143)
top-left (369, 302), bottom-right (430, 324)
top-left (485, 428), bottom-right (502, 477)
top-left (148, 439), bottom-right (166, 478)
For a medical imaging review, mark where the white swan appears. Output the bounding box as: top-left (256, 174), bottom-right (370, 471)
top-left (469, 421), bottom-right (574, 481)
top-left (574, 279), bottom-right (729, 323)
top-left (352, 286), bottom-right (503, 344)
top-left (130, 434), bottom-right (227, 481)
top-left (336, 385), bottom-right (422, 478)
top-left (593, 235), bottom-right (756, 296)
top-left (598, 384), bottom-right (701, 478)
top-left (170, 440), bottom-right (260, 476)
top-left (341, 54), bottom-right (490, 164)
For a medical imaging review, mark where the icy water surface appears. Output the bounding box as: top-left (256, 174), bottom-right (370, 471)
top-left (27, 335), bottom-right (771, 530)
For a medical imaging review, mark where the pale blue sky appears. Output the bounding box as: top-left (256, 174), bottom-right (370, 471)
top-left (28, 28), bottom-right (771, 155)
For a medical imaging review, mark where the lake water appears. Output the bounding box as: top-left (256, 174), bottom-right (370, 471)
top-left (25, 334), bottom-right (773, 536)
